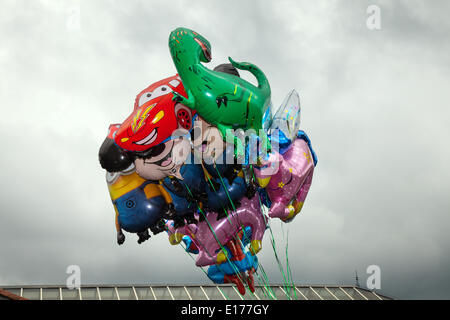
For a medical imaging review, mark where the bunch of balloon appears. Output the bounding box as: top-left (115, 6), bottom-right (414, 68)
top-left (98, 27), bottom-right (317, 295)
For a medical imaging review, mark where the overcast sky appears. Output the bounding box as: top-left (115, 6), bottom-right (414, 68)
top-left (0, 0), bottom-right (449, 299)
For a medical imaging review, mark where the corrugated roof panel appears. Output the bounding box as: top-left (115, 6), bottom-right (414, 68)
top-left (167, 286), bottom-right (190, 300)
top-left (60, 288), bottom-right (80, 300)
top-left (98, 287), bottom-right (117, 300)
top-left (296, 287), bottom-right (320, 300)
top-left (341, 287), bottom-right (366, 300)
top-left (151, 286), bottom-right (173, 300)
top-left (42, 288), bottom-right (60, 300)
top-left (325, 287), bottom-right (351, 300)
top-left (357, 288), bottom-right (382, 300)
top-left (134, 287), bottom-right (155, 300)
top-left (272, 286), bottom-right (291, 300)
top-left (281, 286), bottom-right (299, 300)
top-left (185, 286), bottom-right (208, 300)
top-left (312, 287), bottom-right (336, 300)
top-left (254, 286), bottom-right (277, 300)
top-left (22, 288), bottom-right (40, 300)
top-left (216, 286), bottom-right (242, 300)
top-left (201, 286), bottom-right (226, 300)
top-left (116, 287), bottom-right (137, 300)
top-left (80, 287), bottom-right (100, 300)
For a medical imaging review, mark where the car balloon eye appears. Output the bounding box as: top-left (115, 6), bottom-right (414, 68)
top-left (138, 91), bottom-right (153, 107)
top-left (150, 85), bottom-right (172, 100)
top-left (138, 85), bottom-right (172, 107)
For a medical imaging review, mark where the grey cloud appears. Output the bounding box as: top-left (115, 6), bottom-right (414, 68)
top-left (0, 0), bottom-right (449, 299)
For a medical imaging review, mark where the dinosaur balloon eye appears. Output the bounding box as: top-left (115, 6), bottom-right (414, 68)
top-left (194, 38), bottom-right (211, 62)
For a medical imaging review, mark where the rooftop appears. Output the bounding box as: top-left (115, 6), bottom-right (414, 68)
top-left (1, 284), bottom-right (392, 300)
top-left (0, 288), bottom-right (27, 300)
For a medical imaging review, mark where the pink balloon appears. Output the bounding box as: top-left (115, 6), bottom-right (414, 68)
top-left (167, 196), bottom-right (267, 267)
top-left (254, 138), bottom-right (314, 221)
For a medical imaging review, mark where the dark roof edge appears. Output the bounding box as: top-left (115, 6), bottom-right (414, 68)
top-left (0, 288), bottom-right (27, 300)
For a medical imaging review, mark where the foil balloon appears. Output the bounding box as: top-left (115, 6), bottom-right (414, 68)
top-left (98, 76), bottom-right (196, 173)
top-left (182, 235), bottom-right (199, 254)
top-left (114, 74), bottom-right (195, 153)
top-left (205, 172), bottom-right (247, 215)
top-left (168, 27), bottom-right (271, 151)
top-left (207, 251), bottom-right (257, 295)
top-left (167, 196), bottom-right (267, 267)
top-left (201, 141), bottom-right (249, 215)
top-left (158, 152), bottom-right (208, 226)
top-left (267, 90), bottom-right (302, 155)
top-left (207, 226), bottom-right (258, 295)
top-left (106, 163), bottom-right (172, 244)
top-left (254, 133), bottom-right (316, 222)
top-left (99, 124), bottom-right (135, 172)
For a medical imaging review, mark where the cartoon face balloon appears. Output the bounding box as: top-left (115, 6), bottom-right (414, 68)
top-left (134, 132), bottom-right (191, 181)
top-left (191, 116), bottom-right (227, 164)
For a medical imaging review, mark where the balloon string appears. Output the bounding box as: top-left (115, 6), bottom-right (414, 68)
top-left (185, 172), bottom-right (269, 300)
top-left (179, 166), bottom-right (278, 300)
top-left (211, 164), bottom-right (261, 249)
top-left (177, 239), bottom-right (231, 300)
top-left (167, 211), bottom-right (251, 300)
top-left (282, 224), bottom-right (297, 299)
top-left (210, 165), bottom-right (275, 300)
top-left (173, 218), bottom-right (240, 301)
top-left (182, 184), bottom-right (250, 295)
top-left (202, 167), bottom-right (259, 294)
top-left (261, 202), bottom-right (292, 298)
top-left (201, 164), bottom-right (296, 301)
top-left (254, 262), bottom-right (277, 299)
top-left (210, 165), bottom-right (277, 300)
top-left (253, 171), bottom-right (296, 300)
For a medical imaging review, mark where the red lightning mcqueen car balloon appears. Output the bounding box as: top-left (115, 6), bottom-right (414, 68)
top-left (114, 75), bottom-right (194, 153)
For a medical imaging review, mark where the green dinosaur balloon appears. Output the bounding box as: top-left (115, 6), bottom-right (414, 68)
top-left (168, 27), bottom-right (271, 154)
